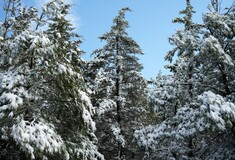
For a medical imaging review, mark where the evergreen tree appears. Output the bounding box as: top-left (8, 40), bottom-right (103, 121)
top-left (87, 7), bottom-right (148, 160)
top-left (199, 1), bottom-right (235, 98)
top-left (165, 0), bottom-right (202, 104)
top-left (135, 1), bottom-right (235, 159)
top-left (0, 0), bottom-right (103, 159)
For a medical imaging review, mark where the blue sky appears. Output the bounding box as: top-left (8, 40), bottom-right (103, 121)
top-left (75, 0), bottom-right (233, 79)
top-left (1, 0), bottom-right (233, 79)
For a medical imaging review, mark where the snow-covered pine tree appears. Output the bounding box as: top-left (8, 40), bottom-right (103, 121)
top-left (165, 0), bottom-right (202, 105)
top-left (199, 1), bottom-right (235, 98)
top-left (136, 1), bottom-right (202, 157)
top-left (87, 7), bottom-right (148, 160)
top-left (0, 0), bottom-right (103, 159)
top-left (135, 1), bottom-right (235, 159)
top-left (165, 1), bottom-right (203, 157)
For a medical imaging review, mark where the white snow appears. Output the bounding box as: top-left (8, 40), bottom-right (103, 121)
top-left (11, 119), bottom-right (64, 159)
top-left (58, 64), bottom-right (67, 74)
top-left (111, 123), bottom-right (125, 147)
top-left (135, 91), bottom-right (235, 149)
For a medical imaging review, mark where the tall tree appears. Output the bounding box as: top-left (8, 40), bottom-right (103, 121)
top-left (165, 0), bottom-right (202, 103)
top-left (199, 1), bottom-right (235, 97)
top-left (135, 1), bottom-right (235, 159)
top-left (0, 0), bottom-right (103, 159)
top-left (87, 7), bottom-right (148, 160)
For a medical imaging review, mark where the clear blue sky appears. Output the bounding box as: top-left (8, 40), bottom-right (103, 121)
top-left (0, 0), bottom-right (233, 79)
top-left (77, 0), bottom-right (189, 78)
top-left (74, 0), bottom-right (233, 79)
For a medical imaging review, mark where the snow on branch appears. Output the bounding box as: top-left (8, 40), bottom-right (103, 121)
top-left (135, 91), bottom-right (235, 149)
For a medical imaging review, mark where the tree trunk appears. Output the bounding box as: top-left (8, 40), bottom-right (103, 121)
top-left (116, 36), bottom-right (123, 159)
top-left (188, 63), bottom-right (193, 98)
top-left (116, 36), bottom-right (121, 123)
top-left (217, 63), bottom-right (231, 96)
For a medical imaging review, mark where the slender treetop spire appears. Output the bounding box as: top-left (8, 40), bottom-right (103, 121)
top-left (173, 0), bottom-right (195, 30)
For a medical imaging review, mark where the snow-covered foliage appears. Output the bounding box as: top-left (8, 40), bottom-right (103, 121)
top-left (135, 1), bottom-right (235, 159)
top-left (135, 91), bottom-right (235, 159)
top-left (199, 11), bottom-right (235, 97)
top-left (203, 12), bottom-right (233, 38)
top-left (201, 35), bottom-right (233, 66)
top-left (86, 7), bottom-right (148, 159)
top-left (11, 120), bottom-right (65, 159)
top-left (1, 0), bottom-right (234, 159)
top-left (148, 75), bottom-right (177, 119)
top-left (136, 91), bottom-right (235, 147)
top-left (0, 0), bottom-right (103, 159)
top-left (97, 99), bottom-right (116, 116)
top-left (111, 123), bottom-right (125, 148)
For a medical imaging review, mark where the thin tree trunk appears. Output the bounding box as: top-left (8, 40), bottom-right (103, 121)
top-left (217, 63), bottom-right (231, 96)
top-left (116, 36), bottom-right (121, 123)
top-left (188, 63), bottom-right (193, 98)
top-left (116, 36), bottom-right (123, 159)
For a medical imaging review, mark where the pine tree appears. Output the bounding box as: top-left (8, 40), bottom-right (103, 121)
top-left (199, 1), bottom-right (235, 97)
top-left (165, 0), bottom-right (202, 104)
top-left (135, 1), bottom-right (235, 159)
top-left (87, 7), bottom-right (148, 159)
top-left (0, 0), bottom-right (103, 159)
top-left (164, 4), bottom-right (203, 156)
